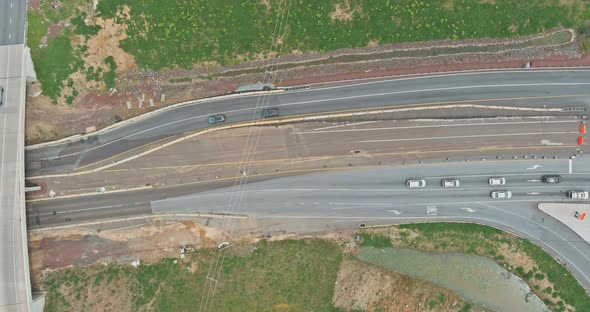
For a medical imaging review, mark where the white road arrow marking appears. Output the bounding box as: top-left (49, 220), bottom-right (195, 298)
top-left (461, 208), bottom-right (477, 213)
top-left (387, 210), bottom-right (402, 215)
top-left (527, 164), bottom-right (542, 170)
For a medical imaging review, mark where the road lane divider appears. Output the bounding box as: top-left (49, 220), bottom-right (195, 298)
top-left (26, 103), bottom-right (571, 180)
top-left (27, 157), bottom-right (573, 202)
top-left (25, 89), bottom-right (286, 150)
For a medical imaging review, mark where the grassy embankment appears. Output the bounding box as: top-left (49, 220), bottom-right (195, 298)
top-left (28, 0), bottom-right (590, 103)
top-left (43, 239), bottom-right (346, 312)
top-left (361, 222), bottom-right (590, 312)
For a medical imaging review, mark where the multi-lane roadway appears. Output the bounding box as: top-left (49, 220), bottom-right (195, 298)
top-left (23, 69), bottom-right (590, 297)
top-left (151, 159), bottom-right (590, 292)
top-left (0, 0), bottom-right (26, 46)
top-left (1, 0), bottom-right (33, 310)
top-left (26, 70), bottom-right (590, 176)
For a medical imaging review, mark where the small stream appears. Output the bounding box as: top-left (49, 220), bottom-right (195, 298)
top-left (357, 247), bottom-right (550, 312)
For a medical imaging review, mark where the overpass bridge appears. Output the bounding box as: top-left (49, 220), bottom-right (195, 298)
top-left (0, 0), bottom-right (40, 310)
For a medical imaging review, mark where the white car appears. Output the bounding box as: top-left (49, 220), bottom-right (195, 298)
top-left (406, 179), bottom-right (426, 188)
top-left (441, 179), bottom-right (460, 188)
top-left (491, 191), bottom-right (512, 199)
top-left (489, 177), bottom-right (506, 186)
top-left (568, 191), bottom-right (589, 200)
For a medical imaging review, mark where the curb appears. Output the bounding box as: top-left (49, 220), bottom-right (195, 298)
top-left (26, 103), bottom-right (569, 180)
top-left (25, 89), bottom-right (285, 150)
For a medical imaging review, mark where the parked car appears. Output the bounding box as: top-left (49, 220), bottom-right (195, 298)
top-left (491, 191), bottom-right (512, 199)
top-left (543, 175), bottom-right (562, 184)
top-left (407, 179), bottom-right (426, 188)
top-left (441, 179), bottom-right (460, 188)
top-left (261, 107), bottom-right (280, 118)
top-left (208, 114), bottom-right (226, 125)
top-left (568, 191), bottom-right (589, 200)
top-left (488, 177), bottom-right (506, 186)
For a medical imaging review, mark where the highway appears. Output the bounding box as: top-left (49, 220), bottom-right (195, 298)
top-left (28, 157), bottom-right (590, 292)
top-left (23, 69), bottom-right (590, 295)
top-left (149, 159), bottom-right (590, 292)
top-left (1, 0), bottom-right (33, 309)
top-left (0, 0), bottom-right (26, 45)
top-left (25, 70), bottom-right (590, 176)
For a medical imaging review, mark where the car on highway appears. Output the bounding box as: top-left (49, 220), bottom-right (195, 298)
top-left (441, 179), bottom-right (460, 188)
top-left (407, 179), bottom-right (426, 188)
top-left (488, 177), bottom-right (506, 186)
top-left (491, 191), bottom-right (512, 199)
top-left (567, 191), bottom-right (589, 200)
top-left (208, 114), bottom-right (226, 125)
top-left (543, 175), bottom-right (562, 184)
top-left (0, 86), bottom-right (4, 106)
top-left (261, 107), bottom-right (280, 118)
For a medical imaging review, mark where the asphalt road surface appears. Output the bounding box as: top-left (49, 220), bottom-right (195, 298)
top-left (29, 158), bottom-right (590, 291)
top-left (0, 0), bottom-right (26, 45)
top-left (25, 70), bottom-right (590, 176)
top-left (149, 159), bottom-right (590, 292)
top-left (0, 44), bottom-right (32, 311)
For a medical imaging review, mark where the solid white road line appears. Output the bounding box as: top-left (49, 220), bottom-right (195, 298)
top-left (298, 120), bottom-right (579, 134)
top-left (478, 202), bottom-right (590, 280)
top-left (359, 132), bottom-right (575, 143)
top-left (38, 82), bottom-right (590, 160)
top-left (312, 121), bottom-right (379, 131)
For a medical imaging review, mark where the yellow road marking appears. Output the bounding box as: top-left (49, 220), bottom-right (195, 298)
top-left (26, 93), bottom-right (587, 179)
top-left (97, 144), bottom-right (578, 173)
top-left (29, 157), bottom-right (565, 201)
top-left (74, 135), bottom-right (176, 171)
top-left (148, 158), bottom-right (566, 191)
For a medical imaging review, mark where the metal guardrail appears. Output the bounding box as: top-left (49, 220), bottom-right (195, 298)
top-left (280, 84), bottom-right (311, 91)
top-left (561, 107), bottom-right (587, 112)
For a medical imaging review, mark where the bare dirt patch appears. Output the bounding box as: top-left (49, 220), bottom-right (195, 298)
top-left (26, 26), bottom-right (589, 145)
top-left (330, 0), bottom-right (360, 22)
top-left (90, 15), bottom-right (137, 74)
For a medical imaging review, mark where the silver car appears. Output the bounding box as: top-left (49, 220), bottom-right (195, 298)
top-left (568, 191), bottom-right (589, 200)
top-left (491, 191), bottom-right (512, 199)
top-left (441, 179), bottom-right (460, 188)
top-left (406, 179), bottom-right (426, 188)
top-left (489, 177), bottom-right (506, 186)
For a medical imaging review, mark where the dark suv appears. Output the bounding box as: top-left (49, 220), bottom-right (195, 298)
top-left (261, 107), bottom-right (279, 118)
top-left (543, 175), bottom-right (562, 184)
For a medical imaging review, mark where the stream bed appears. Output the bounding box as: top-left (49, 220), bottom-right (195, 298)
top-left (357, 247), bottom-right (550, 312)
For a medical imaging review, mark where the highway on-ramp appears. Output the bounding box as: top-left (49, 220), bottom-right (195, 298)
top-left (25, 70), bottom-right (590, 176)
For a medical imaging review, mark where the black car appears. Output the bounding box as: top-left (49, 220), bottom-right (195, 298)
top-left (543, 175), bottom-right (562, 184)
top-left (0, 86), bottom-right (4, 106)
top-left (261, 107), bottom-right (280, 118)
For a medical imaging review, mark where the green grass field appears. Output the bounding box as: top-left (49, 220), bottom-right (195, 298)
top-left (362, 222), bottom-right (590, 312)
top-left (28, 0), bottom-right (590, 103)
top-left (42, 239), bottom-right (344, 312)
top-left (95, 0), bottom-right (590, 70)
